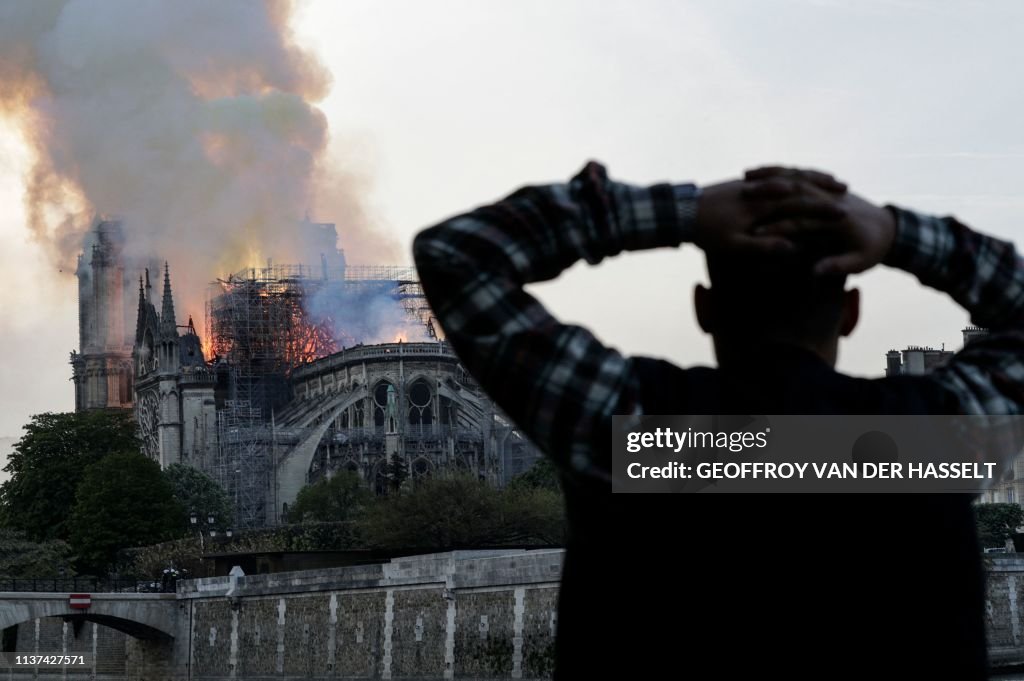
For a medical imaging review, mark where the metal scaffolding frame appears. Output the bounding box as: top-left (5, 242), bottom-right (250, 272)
top-left (204, 263), bottom-right (436, 527)
top-left (214, 398), bottom-right (271, 529)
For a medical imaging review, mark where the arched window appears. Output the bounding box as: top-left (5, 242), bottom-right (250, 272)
top-left (412, 458), bottom-right (431, 480)
top-left (374, 381), bottom-right (392, 427)
top-left (408, 379), bottom-right (433, 426)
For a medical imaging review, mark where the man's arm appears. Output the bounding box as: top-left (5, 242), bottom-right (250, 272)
top-left (884, 207), bottom-right (1024, 416)
top-left (414, 162), bottom-right (844, 485)
top-left (746, 166), bottom-right (1024, 415)
top-left (412, 162), bottom-right (700, 485)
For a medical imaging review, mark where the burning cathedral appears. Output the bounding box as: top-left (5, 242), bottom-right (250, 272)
top-left (72, 218), bottom-right (541, 528)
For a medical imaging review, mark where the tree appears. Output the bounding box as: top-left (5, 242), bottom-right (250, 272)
top-left (69, 451), bottom-right (185, 573)
top-left (387, 454), bottom-right (408, 493)
top-left (508, 457), bottom-right (562, 493)
top-left (359, 475), bottom-right (565, 549)
top-left (0, 529), bottom-right (75, 579)
top-left (0, 411), bottom-right (140, 541)
top-left (163, 463), bottom-right (234, 529)
top-left (975, 502), bottom-right (1024, 548)
top-left (289, 470), bottom-right (371, 523)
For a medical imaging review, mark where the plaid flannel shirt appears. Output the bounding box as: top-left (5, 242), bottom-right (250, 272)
top-left (412, 162), bottom-right (1024, 487)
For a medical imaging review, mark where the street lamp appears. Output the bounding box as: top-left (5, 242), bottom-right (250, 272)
top-left (189, 510), bottom-right (219, 551)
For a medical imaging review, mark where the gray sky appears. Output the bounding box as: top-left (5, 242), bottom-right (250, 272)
top-left (2, 0), bottom-right (1023, 436)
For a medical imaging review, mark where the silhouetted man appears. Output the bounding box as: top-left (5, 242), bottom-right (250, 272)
top-left (412, 163), bottom-right (1024, 679)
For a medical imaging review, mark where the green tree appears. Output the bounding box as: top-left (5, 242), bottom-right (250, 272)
top-left (387, 454), bottom-right (408, 493)
top-left (359, 475), bottom-right (565, 549)
top-left (0, 529), bottom-right (75, 579)
top-left (289, 471), bottom-right (371, 523)
top-left (69, 451), bottom-right (185, 573)
top-left (0, 411), bottom-right (140, 541)
top-left (163, 463), bottom-right (234, 529)
top-left (975, 502), bottom-right (1024, 548)
top-left (508, 457), bottom-right (562, 493)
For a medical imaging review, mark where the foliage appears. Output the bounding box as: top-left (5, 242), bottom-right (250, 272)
top-left (0, 411), bottom-right (140, 541)
top-left (358, 475), bottom-right (565, 549)
top-left (120, 535), bottom-right (209, 580)
top-left (289, 471), bottom-right (371, 523)
top-left (69, 451), bottom-right (185, 573)
top-left (508, 457), bottom-right (562, 493)
top-left (163, 463), bottom-right (234, 529)
top-left (975, 502), bottom-right (1024, 548)
top-left (0, 529), bottom-right (75, 579)
top-left (122, 521), bottom-right (363, 579)
top-left (387, 454), bottom-right (408, 494)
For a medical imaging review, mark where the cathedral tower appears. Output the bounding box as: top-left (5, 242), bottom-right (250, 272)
top-left (70, 220), bottom-right (135, 411)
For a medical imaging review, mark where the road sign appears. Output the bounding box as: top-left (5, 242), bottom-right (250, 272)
top-left (68, 594), bottom-right (91, 610)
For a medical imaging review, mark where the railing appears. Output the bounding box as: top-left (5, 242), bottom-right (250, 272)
top-left (0, 578), bottom-right (176, 593)
top-left (318, 424), bottom-right (485, 446)
top-left (292, 342), bottom-right (457, 379)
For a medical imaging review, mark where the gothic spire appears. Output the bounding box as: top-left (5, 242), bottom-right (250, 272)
top-left (161, 262), bottom-right (178, 336)
top-left (135, 275), bottom-right (147, 343)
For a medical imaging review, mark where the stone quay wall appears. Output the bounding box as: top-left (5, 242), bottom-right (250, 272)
top-left (178, 549), bottom-right (563, 680)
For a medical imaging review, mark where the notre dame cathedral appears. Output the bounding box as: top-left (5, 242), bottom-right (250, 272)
top-left (72, 219), bottom-right (541, 528)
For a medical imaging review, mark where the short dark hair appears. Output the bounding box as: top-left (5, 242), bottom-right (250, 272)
top-left (704, 251), bottom-right (848, 343)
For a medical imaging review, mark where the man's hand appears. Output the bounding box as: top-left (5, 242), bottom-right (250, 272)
top-left (744, 166), bottom-right (897, 275)
top-left (694, 170), bottom-right (847, 256)
top-left (696, 168), bottom-right (847, 256)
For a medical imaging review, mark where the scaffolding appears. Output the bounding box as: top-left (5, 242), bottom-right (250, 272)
top-left (214, 399), bottom-right (272, 529)
top-left (204, 263), bottom-right (436, 527)
top-left (207, 266), bottom-right (338, 397)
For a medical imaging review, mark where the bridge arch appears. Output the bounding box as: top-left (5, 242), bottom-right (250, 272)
top-left (0, 593), bottom-right (177, 641)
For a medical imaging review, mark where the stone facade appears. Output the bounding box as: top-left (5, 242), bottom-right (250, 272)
top-left (70, 220), bottom-right (135, 412)
top-left (133, 265), bottom-right (216, 468)
top-left (271, 343), bottom-right (542, 525)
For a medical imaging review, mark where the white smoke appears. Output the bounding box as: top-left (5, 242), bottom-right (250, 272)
top-left (304, 280), bottom-right (433, 347)
top-left (0, 0), bottom-right (397, 322)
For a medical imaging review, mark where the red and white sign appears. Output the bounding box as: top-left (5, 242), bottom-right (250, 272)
top-left (68, 594), bottom-right (91, 610)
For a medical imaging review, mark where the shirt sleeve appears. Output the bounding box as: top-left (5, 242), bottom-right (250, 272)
top-left (884, 206), bottom-right (1024, 484)
top-left (412, 161), bottom-right (700, 485)
top-left (884, 206), bottom-right (1024, 417)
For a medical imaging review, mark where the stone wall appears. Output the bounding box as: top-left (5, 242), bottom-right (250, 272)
top-left (3, 549), bottom-right (561, 680)
top-left (987, 555), bottom-right (1024, 667)
top-left (9, 618), bottom-right (128, 679)
top-left (177, 548), bottom-right (563, 680)
top-left (14, 551), bottom-right (1024, 678)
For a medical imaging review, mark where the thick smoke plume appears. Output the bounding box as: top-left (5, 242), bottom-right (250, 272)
top-left (305, 282), bottom-right (433, 348)
top-left (0, 0), bottom-right (398, 324)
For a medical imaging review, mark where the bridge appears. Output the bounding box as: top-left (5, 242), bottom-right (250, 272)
top-left (0, 592), bottom-right (178, 640)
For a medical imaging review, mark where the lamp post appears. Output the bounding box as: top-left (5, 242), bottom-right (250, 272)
top-left (189, 510), bottom-right (219, 552)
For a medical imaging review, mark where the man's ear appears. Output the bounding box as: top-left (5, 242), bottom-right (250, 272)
top-left (695, 284), bottom-right (714, 334)
top-left (839, 288), bottom-right (860, 337)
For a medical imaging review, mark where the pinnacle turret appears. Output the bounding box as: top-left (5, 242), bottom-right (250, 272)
top-left (161, 262), bottom-right (178, 336)
top-left (135, 275), bottom-right (147, 343)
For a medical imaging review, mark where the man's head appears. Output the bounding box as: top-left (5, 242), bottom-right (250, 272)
top-left (695, 249), bottom-right (859, 367)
